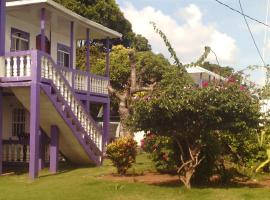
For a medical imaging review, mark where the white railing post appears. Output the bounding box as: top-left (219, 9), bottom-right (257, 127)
top-left (6, 57), bottom-right (11, 77)
top-left (19, 56), bottom-right (24, 76)
top-left (26, 55), bottom-right (31, 76)
top-left (13, 57), bottom-right (18, 77)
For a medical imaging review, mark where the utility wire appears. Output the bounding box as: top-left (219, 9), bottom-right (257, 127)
top-left (263, 0), bottom-right (270, 60)
top-left (214, 0), bottom-right (270, 28)
top-left (238, 0), bottom-right (266, 67)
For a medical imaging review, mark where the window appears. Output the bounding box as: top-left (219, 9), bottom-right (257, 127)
top-left (57, 44), bottom-right (70, 68)
top-left (11, 28), bottom-right (30, 51)
top-left (12, 108), bottom-right (26, 137)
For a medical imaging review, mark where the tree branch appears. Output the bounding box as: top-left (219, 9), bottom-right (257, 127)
top-left (108, 84), bottom-right (126, 101)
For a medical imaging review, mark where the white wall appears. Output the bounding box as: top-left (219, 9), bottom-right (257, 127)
top-left (5, 15), bottom-right (76, 68)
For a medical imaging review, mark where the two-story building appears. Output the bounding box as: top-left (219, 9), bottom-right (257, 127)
top-left (0, 0), bottom-right (122, 178)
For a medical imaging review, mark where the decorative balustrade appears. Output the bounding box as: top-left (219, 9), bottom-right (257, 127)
top-left (2, 140), bottom-right (30, 162)
top-left (90, 75), bottom-right (109, 95)
top-left (62, 68), bottom-right (109, 95)
top-left (40, 55), bottom-right (103, 151)
top-left (3, 140), bottom-right (50, 163)
top-left (3, 51), bottom-right (32, 78)
top-left (1, 51), bottom-right (109, 96)
top-left (74, 72), bottom-right (88, 91)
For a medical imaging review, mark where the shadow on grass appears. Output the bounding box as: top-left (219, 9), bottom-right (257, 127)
top-left (3, 162), bottom-right (97, 177)
top-left (152, 179), bottom-right (268, 189)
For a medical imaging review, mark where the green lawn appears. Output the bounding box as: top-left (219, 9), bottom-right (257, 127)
top-left (0, 154), bottom-right (270, 200)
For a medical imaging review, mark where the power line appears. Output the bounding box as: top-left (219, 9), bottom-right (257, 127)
top-left (263, 0), bottom-right (270, 60)
top-left (238, 0), bottom-right (266, 67)
top-left (214, 0), bottom-right (270, 28)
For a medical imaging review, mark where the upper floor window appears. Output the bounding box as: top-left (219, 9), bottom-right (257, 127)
top-left (11, 28), bottom-right (30, 51)
top-left (57, 44), bottom-right (70, 68)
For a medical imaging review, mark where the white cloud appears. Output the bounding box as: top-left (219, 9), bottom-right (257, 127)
top-left (120, 3), bottom-right (238, 65)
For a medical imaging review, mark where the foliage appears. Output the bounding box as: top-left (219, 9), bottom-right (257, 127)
top-left (129, 66), bottom-right (261, 188)
top-left (54, 0), bottom-right (151, 49)
top-left (131, 34), bottom-right (152, 51)
top-left (90, 45), bottom-right (170, 135)
top-left (142, 133), bottom-right (179, 173)
top-left (106, 136), bottom-right (137, 175)
top-left (201, 62), bottom-right (235, 78)
top-left (150, 22), bottom-right (183, 68)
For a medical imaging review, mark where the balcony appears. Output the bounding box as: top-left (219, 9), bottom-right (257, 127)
top-left (0, 50), bottom-right (109, 96)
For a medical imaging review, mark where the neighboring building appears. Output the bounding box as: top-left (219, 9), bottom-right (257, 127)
top-left (0, 0), bottom-right (122, 178)
top-left (186, 66), bottom-right (225, 86)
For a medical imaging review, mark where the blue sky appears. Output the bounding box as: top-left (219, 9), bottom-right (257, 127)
top-left (116, 0), bottom-right (270, 85)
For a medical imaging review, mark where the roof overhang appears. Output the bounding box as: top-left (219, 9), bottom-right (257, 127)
top-left (6, 0), bottom-right (122, 40)
top-left (186, 66), bottom-right (226, 81)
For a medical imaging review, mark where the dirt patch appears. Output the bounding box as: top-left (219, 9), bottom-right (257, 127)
top-left (99, 172), bottom-right (180, 186)
top-left (236, 178), bottom-right (270, 188)
top-left (100, 172), bottom-right (270, 188)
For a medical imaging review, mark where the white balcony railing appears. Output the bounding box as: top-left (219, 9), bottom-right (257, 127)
top-left (1, 51), bottom-right (109, 96)
top-left (41, 55), bottom-right (103, 151)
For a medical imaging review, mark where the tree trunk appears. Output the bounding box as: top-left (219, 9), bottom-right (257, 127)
top-left (176, 142), bottom-right (204, 189)
top-left (118, 99), bottom-right (131, 136)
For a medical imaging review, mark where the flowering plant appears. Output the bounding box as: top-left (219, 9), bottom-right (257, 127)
top-left (106, 136), bottom-right (137, 175)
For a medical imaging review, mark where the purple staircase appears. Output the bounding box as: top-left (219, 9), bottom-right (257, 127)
top-left (3, 50), bottom-right (106, 166)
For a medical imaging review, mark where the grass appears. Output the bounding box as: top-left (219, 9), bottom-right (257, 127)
top-left (0, 153), bottom-right (270, 200)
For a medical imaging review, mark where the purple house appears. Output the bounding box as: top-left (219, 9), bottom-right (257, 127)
top-left (0, 0), bottom-right (122, 179)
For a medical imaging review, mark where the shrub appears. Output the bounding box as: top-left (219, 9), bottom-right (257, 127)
top-left (143, 133), bottom-right (179, 173)
top-left (106, 136), bottom-right (137, 175)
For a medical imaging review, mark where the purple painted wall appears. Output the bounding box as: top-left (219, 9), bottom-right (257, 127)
top-left (0, 0), bottom-right (6, 56)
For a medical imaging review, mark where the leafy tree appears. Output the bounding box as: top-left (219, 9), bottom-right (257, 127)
top-left (54, 0), bottom-right (151, 49)
top-left (90, 45), bottom-right (170, 135)
top-left (129, 67), bottom-right (261, 188)
top-left (131, 34), bottom-right (152, 51)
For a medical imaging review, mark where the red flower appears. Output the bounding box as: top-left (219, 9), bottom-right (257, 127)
top-left (162, 154), bottom-right (168, 161)
top-left (227, 77), bottom-right (235, 83)
top-left (140, 139), bottom-right (145, 149)
top-left (240, 85), bottom-right (246, 91)
top-left (202, 81), bottom-right (209, 87)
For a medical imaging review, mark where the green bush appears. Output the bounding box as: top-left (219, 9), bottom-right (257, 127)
top-left (142, 133), bottom-right (179, 173)
top-left (106, 136), bottom-right (137, 175)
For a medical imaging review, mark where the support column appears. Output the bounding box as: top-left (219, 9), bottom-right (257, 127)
top-left (29, 51), bottom-right (41, 179)
top-left (86, 28), bottom-right (90, 72)
top-left (41, 8), bottom-right (46, 52)
top-left (0, 0), bottom-right (6, 56)
top-left (0, 89), bottom-right (3, 174)
top-left (105, 37), bottom-right (110, 77)
top-left (70, 21), bottom-right (74, 69)
top-left (86, 28), bottom-right (90, 114)
top-left (39, 130), bottom-right (45, 170)
top-left (102, 101), bottom-right (110, 154)
top-left (50, 125), bottom-right (59, 174)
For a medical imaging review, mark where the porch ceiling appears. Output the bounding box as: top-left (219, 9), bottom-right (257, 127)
top-left (6, 0), bottom-right (122, 40)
